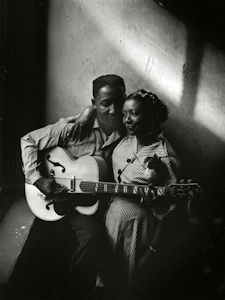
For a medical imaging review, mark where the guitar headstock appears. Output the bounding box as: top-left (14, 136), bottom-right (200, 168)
top-left (168, 180), bottom-right (202, 199)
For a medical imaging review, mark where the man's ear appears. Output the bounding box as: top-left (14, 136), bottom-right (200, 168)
top-left (92, 98), bottom-right (96, 108)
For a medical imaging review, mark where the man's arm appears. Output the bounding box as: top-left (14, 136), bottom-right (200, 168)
top-left (21, 117), bottom-right (75, 185)
top-left (21, 106), bottom-right (95, 195)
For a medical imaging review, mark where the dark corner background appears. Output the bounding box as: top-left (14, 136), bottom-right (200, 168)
top-left (0, 0), bottom-right (49, 219)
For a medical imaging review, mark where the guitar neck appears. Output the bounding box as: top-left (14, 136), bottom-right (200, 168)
top-left (78, 181), bottom-right (201, 199)
top-left (79, 181), bottom-right (155, 197)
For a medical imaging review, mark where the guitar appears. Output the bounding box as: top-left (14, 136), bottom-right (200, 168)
top-left (25, 147), bottom-right (202, 221)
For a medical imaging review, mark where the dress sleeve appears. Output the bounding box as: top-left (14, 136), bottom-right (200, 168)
top-left (151, 140), bottom-right (183, 220)
top-left (20, 117), bottom-right (75, 184)
top-left (158, 136), bottom-right (183, 186)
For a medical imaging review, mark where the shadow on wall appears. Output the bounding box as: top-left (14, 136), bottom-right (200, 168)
top-left (157, 0), bottom-right (225, 216)
top-left (157, 0), bottom-right (225, 52)
top-left (165, 28), bottom-right (225, 191)
top-left (46, 0), bottom-right (225, 211)
top-left (162, 5), bottom-right (225, 211)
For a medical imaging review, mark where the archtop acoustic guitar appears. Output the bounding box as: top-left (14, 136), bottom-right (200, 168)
top-left (25, 147), bottom-right (202, 221)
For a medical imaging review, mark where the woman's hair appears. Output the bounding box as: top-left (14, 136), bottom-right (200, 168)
top-left (126, 89), bottom-right (168, 125)
top-left (92, 74), bottom-right (126, 98)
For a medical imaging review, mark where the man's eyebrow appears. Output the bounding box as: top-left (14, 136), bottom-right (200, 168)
top-left (99, 98), bottom-right (110, 101)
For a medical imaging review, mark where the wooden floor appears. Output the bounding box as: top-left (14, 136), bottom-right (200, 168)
top-left (0, 197), bottom-right (224, 300)
top-left (0, 197), bottom-right (35, 284)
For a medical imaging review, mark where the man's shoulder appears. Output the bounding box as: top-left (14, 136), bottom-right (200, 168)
top-left (58, 115), bottom-right (79, 124)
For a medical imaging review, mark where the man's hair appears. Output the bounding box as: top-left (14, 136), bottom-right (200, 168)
top-left (92, 74), bottom-right (125, 98)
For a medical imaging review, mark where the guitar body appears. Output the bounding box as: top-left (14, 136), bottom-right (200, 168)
top-left (25, 147), bottom-right (108, 221)
top-left (25, 184), bottom-right (64, 221)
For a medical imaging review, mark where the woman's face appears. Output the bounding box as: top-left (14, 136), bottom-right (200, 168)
top-left (122, 98), bottom-right (152, 136)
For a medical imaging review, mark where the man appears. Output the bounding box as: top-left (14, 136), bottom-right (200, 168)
top-left (18, 74), bottom-right (126, 299)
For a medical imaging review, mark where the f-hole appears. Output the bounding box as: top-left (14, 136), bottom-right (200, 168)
top-left (46, 154), bottom-right (66, 173)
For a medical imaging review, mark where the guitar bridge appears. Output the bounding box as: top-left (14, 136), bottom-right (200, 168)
top-left (70, 175), bottom-right (76, 192)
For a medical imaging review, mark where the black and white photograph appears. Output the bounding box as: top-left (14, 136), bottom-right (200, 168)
top-left (0, 0), bottom-right (225, 299)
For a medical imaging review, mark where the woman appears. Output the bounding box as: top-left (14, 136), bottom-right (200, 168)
top-left (104, 89), bottom-right (182, 294)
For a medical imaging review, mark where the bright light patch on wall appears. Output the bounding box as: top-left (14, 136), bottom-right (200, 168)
top-left (194, 96), bottom-right (225, 142)
top-left (193, 45), bottom-right (225, 141)
top-left (77, 0), bottom-right (186, 106)
top-left (76, 0), bottom-right (225, 142)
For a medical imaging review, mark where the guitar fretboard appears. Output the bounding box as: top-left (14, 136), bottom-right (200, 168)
top-left (79, 181), bottom-right (152, 196)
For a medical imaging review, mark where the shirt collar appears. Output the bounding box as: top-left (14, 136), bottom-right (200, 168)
top-left (103, 130), bottom-right (121, 147)
top-left (93, 117), bottom-right (122, 147)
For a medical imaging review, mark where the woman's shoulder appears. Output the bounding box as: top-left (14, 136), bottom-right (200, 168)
top-left (160, 134), bottom-right (177, 157)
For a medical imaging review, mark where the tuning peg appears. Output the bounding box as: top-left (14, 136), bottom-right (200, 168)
top-left (180, 179), bottom-right (185, 184)
top-left (187, 179), bottom-right (193, 183)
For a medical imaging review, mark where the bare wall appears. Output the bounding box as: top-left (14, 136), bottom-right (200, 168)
top-left (46, 0), bottom-right (225, 204)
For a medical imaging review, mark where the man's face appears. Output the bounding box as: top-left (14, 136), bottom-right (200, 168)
top-left (92, 85), bottom-right (125, 132)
